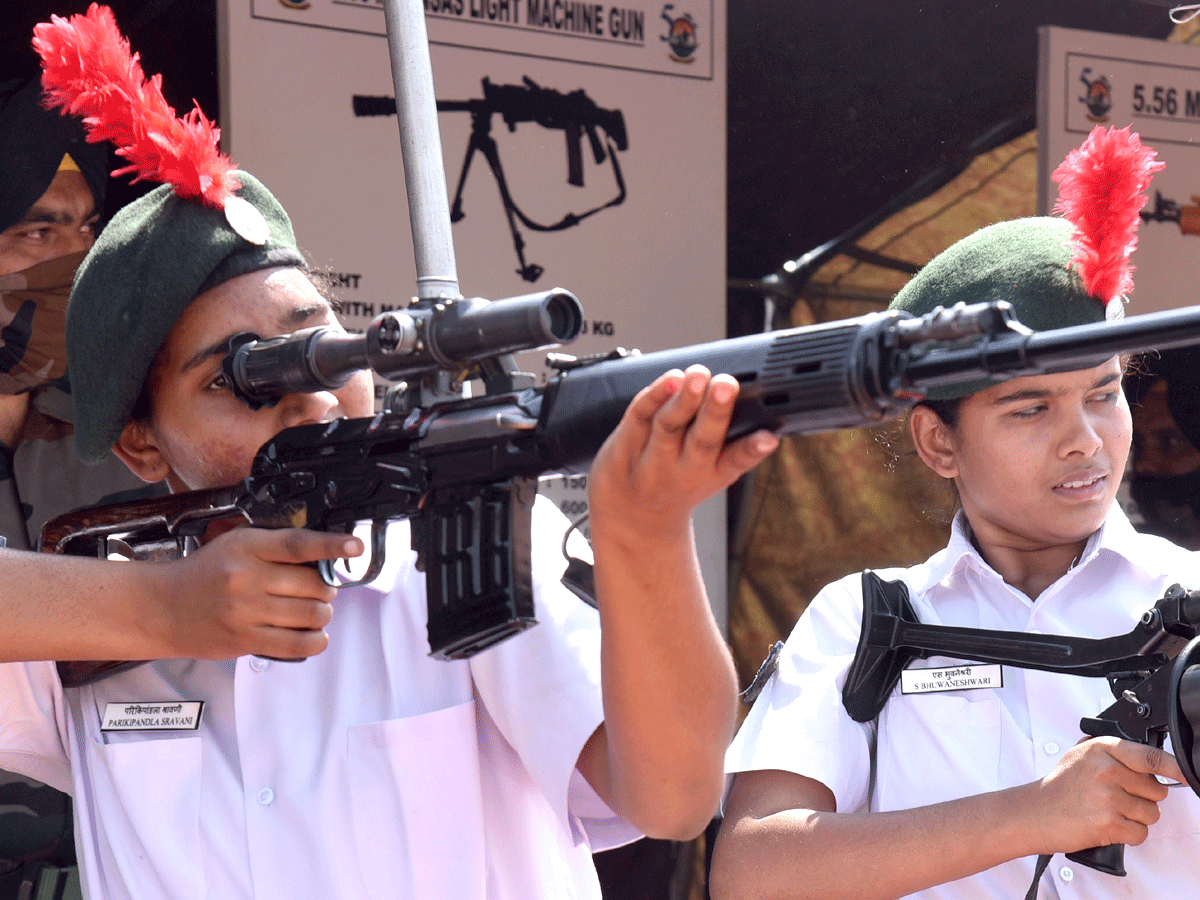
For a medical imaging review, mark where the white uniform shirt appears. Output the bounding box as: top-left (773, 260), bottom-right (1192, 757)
top-left (0, 498), bottom-right (638, 900)
top-left (727, 507), bottom-right (1200, 900)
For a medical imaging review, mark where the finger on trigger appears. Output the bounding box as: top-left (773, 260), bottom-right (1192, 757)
top-left (1142, 744), bottom-right (1185, 784)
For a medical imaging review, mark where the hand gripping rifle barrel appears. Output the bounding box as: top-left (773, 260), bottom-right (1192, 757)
top-left (222, 299), bottom-right (1019, 454)
top-left (531, 299), bottom-right (1200, 473)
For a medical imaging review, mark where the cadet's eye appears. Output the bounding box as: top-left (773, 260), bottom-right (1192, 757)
top-left (1010, 404), bottom-right (1046, 420)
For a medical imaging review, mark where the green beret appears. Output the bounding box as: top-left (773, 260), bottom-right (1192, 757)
top-left (889, 217), bottom-right (1106, 400)
top-left (67, 171), bottom-right (306, 463)
top-left (0, 76), bottom-right (109, 233)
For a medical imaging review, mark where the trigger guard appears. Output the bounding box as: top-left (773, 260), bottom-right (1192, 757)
top-left (319, 521), bottom-right (389, 588)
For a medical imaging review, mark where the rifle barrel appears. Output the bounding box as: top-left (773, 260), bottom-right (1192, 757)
top-left (538, 303), bottom-right (1200, 476)
top-left (904, 305), bottom-right (1200, 389)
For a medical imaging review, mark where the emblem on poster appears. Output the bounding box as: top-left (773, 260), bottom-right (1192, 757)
top-left (1079, 67), bottom-right (1112, 123)
top-left (660, 4), bottom-right (697, 62)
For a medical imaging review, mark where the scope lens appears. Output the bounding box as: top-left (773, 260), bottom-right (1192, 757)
top-left (546, 292), bottom-right (583, 341)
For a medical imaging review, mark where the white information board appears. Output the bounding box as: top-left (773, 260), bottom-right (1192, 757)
top-left (1039, 26), bottom-right (1200, 314)
top-left (219, 0), bottom-right (730, 616)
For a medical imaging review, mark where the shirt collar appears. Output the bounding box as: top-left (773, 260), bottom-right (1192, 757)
top-left (918, 505), bottom-right (1132, 594)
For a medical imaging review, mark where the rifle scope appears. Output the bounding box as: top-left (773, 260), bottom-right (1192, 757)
top-left (222, 287), bottom-right (583, 408)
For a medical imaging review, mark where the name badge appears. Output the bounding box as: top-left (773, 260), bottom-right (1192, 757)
top-left (101, 701), bottom-right (204, 732)
top-left (900, 664), bottom-right (1003, 695)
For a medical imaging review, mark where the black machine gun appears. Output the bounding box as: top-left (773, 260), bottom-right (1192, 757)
top-left (353, 77), bottom-right (628, 282)
top-left (843, 573), bottom-right (1200, 879)
top-left (40, 295), bottom-right (1200, 687)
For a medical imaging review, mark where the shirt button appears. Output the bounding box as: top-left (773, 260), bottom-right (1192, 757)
top-left (250, 656), bottom-right (270, 673)
top-left (1043, 741), bottom-right (1060, 755)
top-left (258, 787), bottom-right (275, 806)
top-left (1059, 866), bottom-right (1074, 882)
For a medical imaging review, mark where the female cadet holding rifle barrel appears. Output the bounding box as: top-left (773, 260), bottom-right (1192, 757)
top-left (712, 127), bottom-right (1200, 900)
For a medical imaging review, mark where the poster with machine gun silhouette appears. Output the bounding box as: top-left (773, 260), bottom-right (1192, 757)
top-left (351, 76), bottom-right (631, 284)
top-left (217, 0), bottom-right (729, 613)
top-left (1039, 27), bottom-right (1200, 315)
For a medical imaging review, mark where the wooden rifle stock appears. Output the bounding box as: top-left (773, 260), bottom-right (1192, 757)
top-left (41, 486), bottom-right (248, 688)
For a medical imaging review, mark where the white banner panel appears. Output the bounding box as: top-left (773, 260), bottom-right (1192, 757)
top-left (219, 0), bottom-right (729, 617)
top-left (1039, 26), bottom-right (1200, 315)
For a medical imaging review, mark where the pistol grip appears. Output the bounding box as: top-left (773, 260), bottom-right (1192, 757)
top-left (1065, 843), bottom-right (1126, 877)
top-left (565, 122), bottom-right (584, 187)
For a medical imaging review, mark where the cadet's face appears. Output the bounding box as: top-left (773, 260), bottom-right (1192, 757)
top-left (133, 267), bottom-right (375, 492)
top-left (940, 356), bottom-right (1131, 555)
top-left (0, 171), bottom-right (98, 276)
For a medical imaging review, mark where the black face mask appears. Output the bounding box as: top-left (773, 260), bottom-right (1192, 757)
top-left (1129, 469), bottom-right (1200, 548)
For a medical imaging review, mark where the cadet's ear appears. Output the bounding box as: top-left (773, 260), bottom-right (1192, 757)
top-left (112, 419), bottom-right (169, 484)
top-left (909, 405), bottom-right (960, 480)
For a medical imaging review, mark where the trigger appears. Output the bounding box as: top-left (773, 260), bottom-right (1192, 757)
top-left (335, 521), bottom-right (389, 588)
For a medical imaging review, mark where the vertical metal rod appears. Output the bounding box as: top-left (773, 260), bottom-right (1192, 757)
top-left (380, 0), bottom-right (460, 301)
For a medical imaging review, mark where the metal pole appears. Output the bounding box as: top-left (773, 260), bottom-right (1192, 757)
top-left (380, 0), bottom-right (460, 301)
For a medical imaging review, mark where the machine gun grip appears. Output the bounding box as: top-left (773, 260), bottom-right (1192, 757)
top-left (565, 121), bottom-right (585, 187)
top-left (1065, 844), bottom-right (1126, 877)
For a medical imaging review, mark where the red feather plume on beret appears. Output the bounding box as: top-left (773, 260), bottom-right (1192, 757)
top-left (32, 3), bottom-right (241, 210)
top-left (1052, 125), bottom-right (1164, 317)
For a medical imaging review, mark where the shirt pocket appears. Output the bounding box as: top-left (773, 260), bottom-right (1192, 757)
top-left (875, 690), bottom-right (1003, 811)
top-left (348, 699), bottom-right (487, 900)
top-left (90, 736), bottom-right (206, 900)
